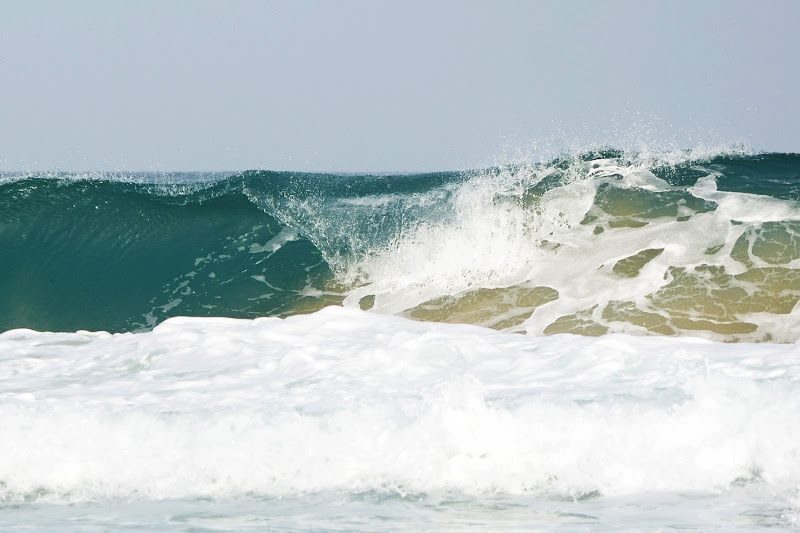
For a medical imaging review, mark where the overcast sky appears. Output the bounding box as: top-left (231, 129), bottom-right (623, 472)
top-left (1, 0), bottom-right (798, 172)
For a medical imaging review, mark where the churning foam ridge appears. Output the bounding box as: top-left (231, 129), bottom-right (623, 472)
top-left (1, 307), bottom-right (799, 503)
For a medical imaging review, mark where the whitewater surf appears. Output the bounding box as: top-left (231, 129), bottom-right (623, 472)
top-left (2, 148), bottom-right (800, 531)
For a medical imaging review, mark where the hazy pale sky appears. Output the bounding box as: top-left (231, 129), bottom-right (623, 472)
top-left (1, 0), bottom-right (799, 172)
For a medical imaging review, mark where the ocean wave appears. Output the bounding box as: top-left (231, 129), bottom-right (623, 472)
top-left (2, 148), bottom-right (800, 341)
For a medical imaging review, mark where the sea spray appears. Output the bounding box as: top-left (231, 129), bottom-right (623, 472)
top-left (4, 150), bottom-right (800, 531)
top-left (5, 149), bottom-right (799, 341)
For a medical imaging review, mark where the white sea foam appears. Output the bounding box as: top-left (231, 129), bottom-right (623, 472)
top-left (339, 152), bottom-right (800, 341)
top-left (1, 307), bottom-right (799, 512)
top-left (248, 227), bottom-right (301, 254)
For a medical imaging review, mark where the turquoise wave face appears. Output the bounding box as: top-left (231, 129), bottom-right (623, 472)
top-left (0, 176), bottom-right (334, 332)
top-left (2, 150), bottom-right (800, 340)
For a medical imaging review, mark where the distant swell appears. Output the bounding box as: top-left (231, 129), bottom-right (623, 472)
top-left (2, 150), bottom-right (800, 341)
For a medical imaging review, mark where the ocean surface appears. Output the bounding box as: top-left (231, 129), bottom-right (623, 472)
top-left (2, 148), bottom-right (800, 531)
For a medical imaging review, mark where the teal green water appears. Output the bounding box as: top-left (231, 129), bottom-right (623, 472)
top-left (2, 151), bottom-right (800, 339)
top-left (0, 169), bottom-right (462, 332)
